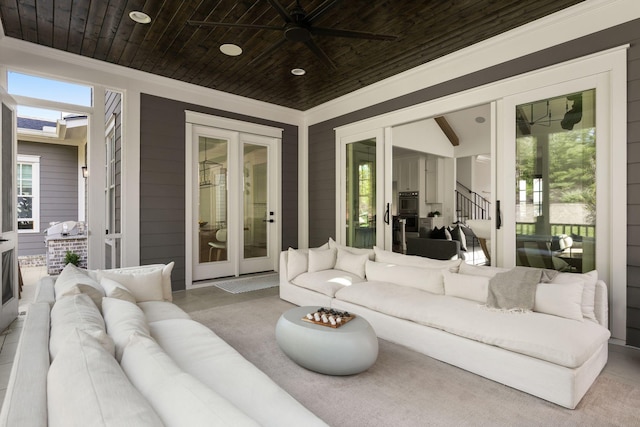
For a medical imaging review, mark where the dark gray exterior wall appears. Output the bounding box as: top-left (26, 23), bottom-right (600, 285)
top-left (308, 19), bottom-right (640, 346)
top-left (17, 141), bottom-right (78, 256)
top-left (139, 94), bottom-right (298, 292)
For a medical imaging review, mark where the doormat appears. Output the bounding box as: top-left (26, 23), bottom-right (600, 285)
top-left (212, 273), bottom-right (279, 294)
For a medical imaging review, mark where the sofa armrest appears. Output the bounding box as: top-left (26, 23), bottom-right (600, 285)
top-left (406, 238), bottom-right (460, 260)
top-left (594, 280), bottom-right (608, 329)
top-left (0, 303), bottom-right (51, 427)
top-left (34, 276), bottom-right (56, 306)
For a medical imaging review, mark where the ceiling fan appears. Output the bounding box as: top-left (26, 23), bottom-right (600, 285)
top-left (187, 0), bottom-right (399, 70)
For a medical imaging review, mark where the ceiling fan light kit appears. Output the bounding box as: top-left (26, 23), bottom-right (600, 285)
top-left (187, 0), bottom-right (398, 70)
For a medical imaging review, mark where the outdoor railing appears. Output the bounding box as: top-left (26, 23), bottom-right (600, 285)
top-left (516, 223), bottom-right (595, 238)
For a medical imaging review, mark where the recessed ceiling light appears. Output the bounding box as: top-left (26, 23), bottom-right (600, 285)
top-left (475, 116), bottom-right (486, 123)
top-left (129, 11), bottom-right (151, 24)
top-left (291, 68), bottom-right (306, 76)
top-left (220, 44), bottom-right (242, 56)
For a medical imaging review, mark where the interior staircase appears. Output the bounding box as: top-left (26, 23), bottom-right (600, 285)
top-left (456, 182), bottom-right (490, 222)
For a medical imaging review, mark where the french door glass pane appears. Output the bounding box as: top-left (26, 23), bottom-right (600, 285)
top-left (346, 139), bottom-right (376, 248)
top-left (515, 89), bottom-right (596, 273)
top-left (243, 144), bottom-right (268, 259)
top-left (198, 137), bottom-right (228, 263)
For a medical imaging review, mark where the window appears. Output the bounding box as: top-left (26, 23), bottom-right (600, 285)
top-left (17, 155), bottom-right (40, 232)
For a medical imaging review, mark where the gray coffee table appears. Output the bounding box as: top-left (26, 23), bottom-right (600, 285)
top-left (275, 306), bottom-right (378, 375)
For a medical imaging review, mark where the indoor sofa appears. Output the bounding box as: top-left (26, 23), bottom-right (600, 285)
top-left (1, 263), bottom-right (327, 427)
top-left (279, 240), bottom-right (610, 409)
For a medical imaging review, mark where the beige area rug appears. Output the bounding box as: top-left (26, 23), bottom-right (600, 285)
top-left (189, 297), bottom-right (640, 427)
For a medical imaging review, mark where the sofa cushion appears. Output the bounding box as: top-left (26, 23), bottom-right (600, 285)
top-left (334, 281), bottom-right (610, 368)
top-left (335, 248), bottom-right (368, 279)
top-left (102, 296), bottom-right (150, 361)
top-left (49, 293), bottom-right (114, 360)
top-left (149, 319), bottom-right (326, 427)
top-left (534, 280), bottom-right (585, 321)
top-left (458, 262), bottom-right (510, 278)
top-left (374, 246), bottom-right (461, 271)
top-left (293, 269), bottom-right (363, 297)
top-left (47, 329), bottom-right (162, 427)
top-left (121, 332), bottom-right (260, 427)
top-left (443, 270), bottom-right (489, 303)
top-left (138, 301), bottom-right (192, 323)
top-left (101, 277), bottom-right (137, 304)
top-left (54, 263), bottom-right (105, 310)
top-left (365, 260), bottom-right (444, 294)
top-left (328, 237), bottom-right (375, 260)
top-left (308, 247), bottom-right (337, 272)
top-left (97, 262), bottom-right (174, 302)
top-left (287, 248), bottom-right (308, 281)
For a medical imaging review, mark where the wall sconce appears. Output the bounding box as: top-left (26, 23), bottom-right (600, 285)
top-left (81, 166), bottom-right (88, 178)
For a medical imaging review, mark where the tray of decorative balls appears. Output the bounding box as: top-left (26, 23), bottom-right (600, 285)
top-left (302, 307), bottom-right (355, 328)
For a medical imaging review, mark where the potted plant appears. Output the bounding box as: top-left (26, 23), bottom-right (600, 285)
top-left (64, 251), bottom-right (80, 266)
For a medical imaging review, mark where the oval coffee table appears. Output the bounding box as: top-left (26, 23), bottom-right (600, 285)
top-left (275, 306), bottom-right (378, 375)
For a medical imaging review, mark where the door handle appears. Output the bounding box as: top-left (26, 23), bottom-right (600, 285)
top-left (263, 219), bottom-right (275, 223)
top-left (496, 200), bottom-right (502, 230)
top-left (384, 203), bottom-right (390, 224)
top-left (0, 238), bottom-right (8, 242)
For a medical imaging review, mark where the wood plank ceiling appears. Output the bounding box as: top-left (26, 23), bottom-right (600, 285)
top-left (0, 0), bottom-right (585, 111)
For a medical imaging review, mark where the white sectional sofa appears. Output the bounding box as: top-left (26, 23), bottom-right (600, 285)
top-left (1, 263), bottom-right (327, 427)
top-left (280, 240), bottom-right (611, 409)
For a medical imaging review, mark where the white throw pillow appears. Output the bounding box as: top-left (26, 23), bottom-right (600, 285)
top-left (329, 237), bottom-right (375, 260)
top-left (49, 293), bottom-right (114, 360)
top-left (308, 247), bottom-right (337, 272)
top-left (47, 329), bottom-right (162, 427)
top-left (335, 248), bottom-right (368, 279)
top-left (99, 268), bottom-right (164, 302)
top-left (102, 296), bottom-right (150, 361)
top-left (552, 270), bottom-right (598, 322)
top-left (458, 262), bottom-right (510, 278)
top-left (54, 263), bottom-right (105, 309)
top-left (286, 247), bottom-right (308, 281)
top-left (373, 246), bottom-right (462, 272)
top-left (534, 280), bottom-right (585, 321)
top-left (442, 270), bottom-right (490, 303)
top-left (98, 263), bottom-right (174, 302)
top-left (100, 277), bottom-right (137, 304)
top-left (121, 333), bottom-right (260, 427)
top-left (365, 260), bottom-right (444, 294)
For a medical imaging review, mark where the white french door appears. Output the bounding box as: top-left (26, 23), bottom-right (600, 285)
top-left (186, 114), bottom-right (281, 284)
top-left (0, 88), bottom-right (18, 332)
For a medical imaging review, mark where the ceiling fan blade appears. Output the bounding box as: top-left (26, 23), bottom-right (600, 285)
top-left (247, 38), bottom-right (288, 67)
top-left (187, 20), bottom-right (284, 32)
top-left (305, 0), bottom-right (341, 23)
top-left (312, 26), bottom-right (398, 41)
top-left (304, 39), bottom-right (337, 70)
top-left (266, 0), bottom-right (293, 23)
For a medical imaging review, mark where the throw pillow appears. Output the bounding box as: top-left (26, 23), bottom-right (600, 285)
top-left (47, 329), bottom-right (162, 427)
top-left (97, 263), bottom-right (174, 302)
top-left (286, 247), bottom-right (308, 281)
top-left (49, 293), bottom-right (114, 361)
top-left (552, 270), bottom-right (598, 322)
top-left (121, 333), bottom-right (260, 427)
top-left (442, 270), bottom-right (490, 303)
top-left (99, 268), bottom-right (164, 302)
top-left (54, 263), bottom-right (105, 310)
top-left (534, 280), bottom-right (584, 321)
top-left (373, 246), bottom-right (462, 272)
top-left (451, 225), bottom-right (468, 251)
top-left (431, 227), bottom-right (448, 240)
top-left (100, 277), bottom-right (137, 304)
top-left (365, 260), bottom-right (444, 294)
top-left (329, 237), bottom-right (375, 260)
top-left (334, 248), bottom-right (368, 279)
top-left (308, 248), bottom-right (337, 273)
top-left (102, 296), bottom-right (151, 361)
